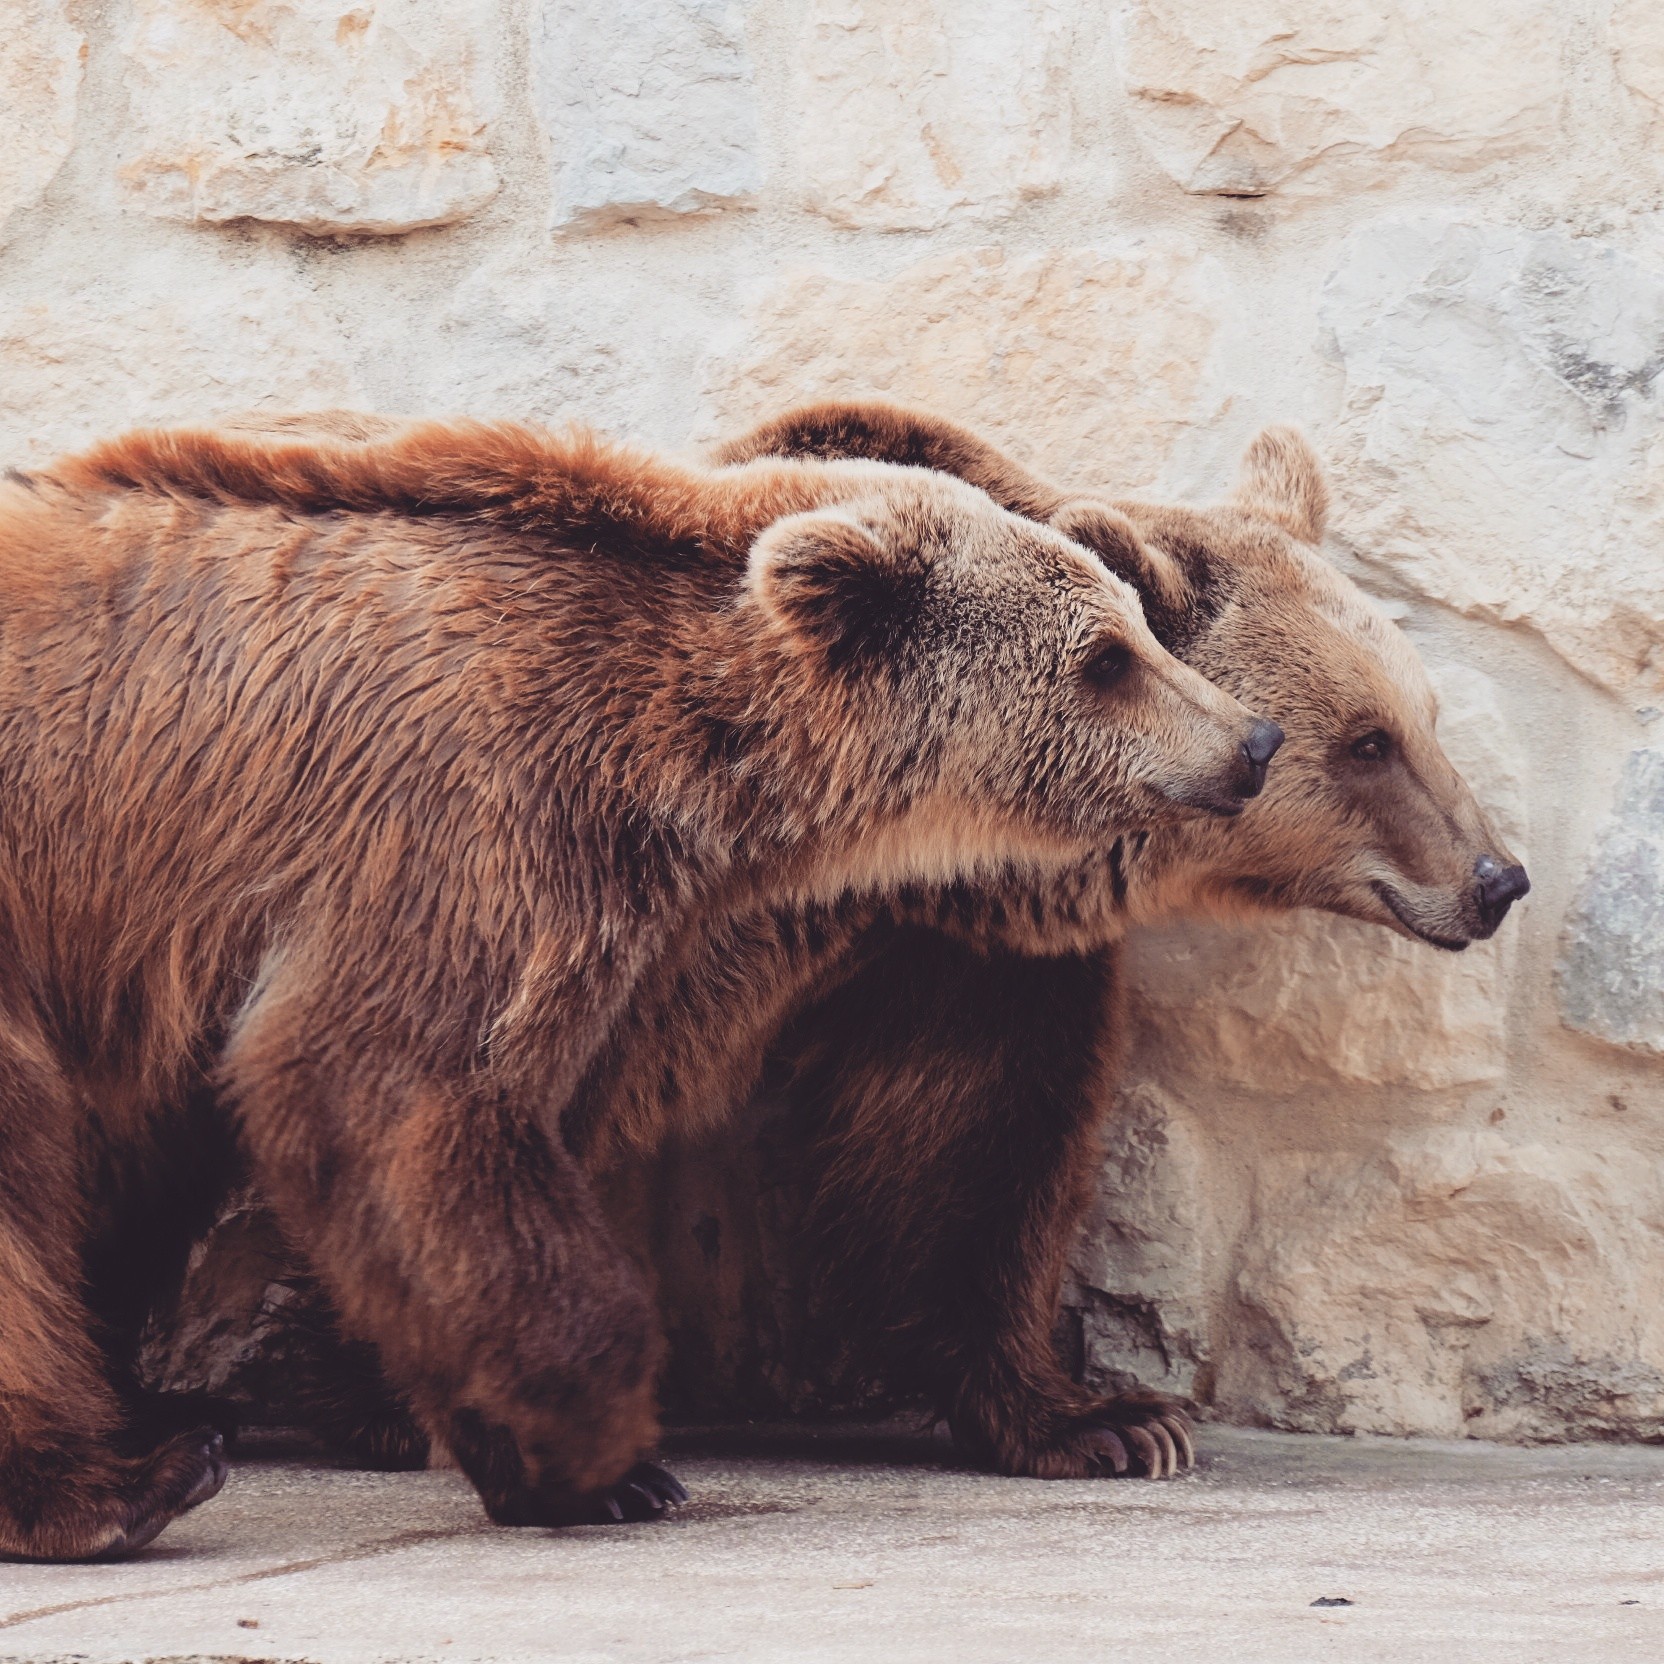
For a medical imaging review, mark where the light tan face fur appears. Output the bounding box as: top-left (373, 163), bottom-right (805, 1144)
top-left (1121, 432), bottom-right (1527, 949)
top-left (747, 470), bottom-right (1274, 887)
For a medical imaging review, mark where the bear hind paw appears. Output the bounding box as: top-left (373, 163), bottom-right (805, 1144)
top-left (1077, 1395), bottom-right (1195, 1480)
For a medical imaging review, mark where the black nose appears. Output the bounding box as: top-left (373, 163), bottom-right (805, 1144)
top-left (1244, 720), bottom-right (1284, 767)
top-left (1474, 855), bottom-right (1530, 927)
top-left (1235, 720), bottom-right (1285, 798)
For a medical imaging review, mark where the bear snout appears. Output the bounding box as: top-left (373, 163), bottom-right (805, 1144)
top-left (1236, 720), bottom-right (1285, 799)
top-left (1159, 717), bottom-right (1284, 819)
top-left (1473, 854), bottom-right (1531, 932)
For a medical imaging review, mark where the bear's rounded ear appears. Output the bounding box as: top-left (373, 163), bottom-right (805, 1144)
top-left (1233, 424), bottom-right (1329, 544)
top-left (748, 510), bottom-right (904, 667)
top-left (1050, 498), bottom-right (1190, 621)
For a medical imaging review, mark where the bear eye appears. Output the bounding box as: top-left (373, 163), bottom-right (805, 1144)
top-left (1083, 642), bottom-right (1132, 689)
top-left (1351, 729), bottom-right (1393, 763)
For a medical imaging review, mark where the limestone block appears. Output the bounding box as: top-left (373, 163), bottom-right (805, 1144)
top-left (534, 0), bottom-right (761, 229)
top-left (1219, 1132), bottom-right (1664, 1440)
top-left (119, 0), bottom-right (500, 234)
top-left (1130, 914), bottom-right (1507, 1093)
top-left (1111, 0), bottom-right (1564, 196)
top-left (699, 244), bottom-right (1230, 491)
top-left (422, 252), bottom-right (740, 444)
top-left (1557, 750), bottom-right (1664, 1056)
top-left (1067, 1085), bottom-right (1209, 1400)
top-left (1323, 218), bottom-right (1664, 695)
top-left (0, 261), bottom-right (362, 466)
top-left (0, 1), bottom-right (83, 238)
top-left (1613, 0), bottom-right (1664, 135)
top-left (793, 0), bottom-right (1070, 230)
top-left (1126, 659), bottom-right (1525, 1093)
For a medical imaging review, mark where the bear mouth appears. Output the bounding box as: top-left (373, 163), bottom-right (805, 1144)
top-left (1372, 883), bottom-right (1471, 952)
top-left (1162, 785), bottom-right (1246, 819)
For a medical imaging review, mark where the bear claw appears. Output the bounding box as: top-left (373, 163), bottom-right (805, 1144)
top-left (88, 1429), bottom-right (228, 1561)
top-left (1081, 1398), bottom-right (1196, 1480)
top-left (1083, 1425), bottom-right (1131, 1476)
top-left (601, 1461), bottom-right (688, 1523)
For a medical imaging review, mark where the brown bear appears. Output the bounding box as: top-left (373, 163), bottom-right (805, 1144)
top-left (679, 404), bottom-right (1533, 1478)
top-left (0, 415), bottom-right (1272, 1560)
top-left (268, 403), bottom-right (1526, 1489)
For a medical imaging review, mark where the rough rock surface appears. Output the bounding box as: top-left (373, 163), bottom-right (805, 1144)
top-left (1111, 0), bottom-right (1564, 196)
top-left (1219, 1132), bottom-right (1664, 1441)
top-left (1613, 0), bottom-right (1664, 137)
top-left (1557, 750), bottom-right (1664, 1056)
top-left (1127, 910), bottom-right (1510, 1093)
top-left (534, 0), bottom-right (761, 229)
top-left (423, 249), bottom-right (739, 443)
top-left (1066, 1084), bottom-right (1211, 1403)
top-left (1322, 217), bottom-right (1664, 696)
top-left (0, 0), bottom-right (82, 238)
top-left (699, 244), bottom-right (1230, 489)
top-left (0, 258), bottom-right (362, 466)
top-left (136, 1200), bottom-right (301, 1411)
top-left (119, 0), bottom-right (500, 234)
top-left (793, 0), bottom-right (1071, 229)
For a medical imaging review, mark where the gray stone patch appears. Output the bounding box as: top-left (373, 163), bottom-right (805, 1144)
top-left (1557, 752), bottom-right (1664, 1051)
top-left (1557, 748), bottom-right (1664, 1054)
top-left (1477, 1340), bottom-right (1664, 1441)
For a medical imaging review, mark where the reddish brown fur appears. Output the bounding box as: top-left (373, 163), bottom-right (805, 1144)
top-left (268, 402), bottom-right (1527, 1490)
top-left (562, 404), bottom-right (1529, 1478)
top-left (0, 416), bottom-right (1266, 1557)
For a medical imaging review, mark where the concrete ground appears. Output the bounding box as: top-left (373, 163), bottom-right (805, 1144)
top-left (2, 1424), bottom-right (1661, 1664)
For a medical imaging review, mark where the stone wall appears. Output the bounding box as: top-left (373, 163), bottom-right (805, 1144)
top-left (8, 0), bottom-right (1664, 1443)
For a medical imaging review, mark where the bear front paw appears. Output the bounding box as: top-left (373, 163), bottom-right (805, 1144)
top-left (0, 1427), bottom-right (228, 1563)
top-left (483, 1460), bottom-right (689, 1528)
top-left (593, 1461), bottom-right (689, 1523)
top-left (102, 1428), bottom-right (230, 1556)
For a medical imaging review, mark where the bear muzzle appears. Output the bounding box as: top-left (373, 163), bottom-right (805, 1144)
top-left (1164, 718), bottom-right (1285, 818)
top-left (1473, 853), bottom-right (1531, 933)
top-left (1236, 719), bottom-right (1285, 800)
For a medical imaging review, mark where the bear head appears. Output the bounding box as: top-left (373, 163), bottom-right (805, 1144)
top-left (1060, 430), bottom-right (1528, 949)
top-left (714, 403), bottom-right (1526, 950)
top-left (738, 464), bottom-right (1279, 892)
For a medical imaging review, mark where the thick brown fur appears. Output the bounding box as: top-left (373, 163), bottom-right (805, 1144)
top-left (0, 416), bottom-right (1270, 1557)
top-left (700, 404), bottom-right (1526, 1478)
top-left (573, 403), bottom-right (1530, 1480)
top-left (275, 402), bottom-right (1528, 1488)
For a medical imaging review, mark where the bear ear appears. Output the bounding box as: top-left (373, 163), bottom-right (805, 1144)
top-left (1049, 498), bottom-right (1190, 620)
top-left (1234, 424), bottom-right (1329, 545)
top-left (748, 510), bottom-right (909, 668)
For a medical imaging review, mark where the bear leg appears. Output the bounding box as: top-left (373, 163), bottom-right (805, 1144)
top-left (793, 930), bottom-right (1195, 1481)
top-left (225, 1015), bottom-right (681, 1527)
top-left (268, 1274), bottom-right (432, 1471)
top-left (0, 1224), bottom-right (229, 1559)
top-left (0, 1050), bottom-right (230, 1560)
